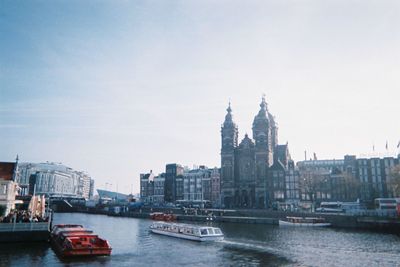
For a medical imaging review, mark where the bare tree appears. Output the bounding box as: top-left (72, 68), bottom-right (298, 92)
top-left (342, 172), bottom-right (361, 201)
top-left (299, 169), bottom-right (327, 211)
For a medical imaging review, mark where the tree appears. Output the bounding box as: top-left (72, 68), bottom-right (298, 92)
top-left (299, 169), bottom-right (327, 211)
top-left (342, 172), bottom-right (361, 201)
top-left (388, 165), bottom-right (400, 197)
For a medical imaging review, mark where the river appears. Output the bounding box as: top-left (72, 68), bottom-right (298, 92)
top-left (1, 213), bottom-right (399, 266)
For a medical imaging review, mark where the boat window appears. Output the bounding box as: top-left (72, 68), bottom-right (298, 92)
top-left (200, 229), bottom-right (208, 235)
top-left (214, 229), bottom-right (222, 235)
top-left (207, 228), bottom-right (214, 235)
top-left (80, 237), bottom-right (86, 241)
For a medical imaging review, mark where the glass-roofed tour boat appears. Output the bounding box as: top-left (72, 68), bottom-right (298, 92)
top-left (149, 221), bottom-right (224, 242)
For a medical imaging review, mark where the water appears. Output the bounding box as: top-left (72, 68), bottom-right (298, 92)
top-left (1, 213), bottom-right (400, 266)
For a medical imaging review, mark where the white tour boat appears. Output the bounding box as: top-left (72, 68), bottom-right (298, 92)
top-left (149, 221), bottom-right (224, 242)
top-left (279, 216), bottom-right (331, 227)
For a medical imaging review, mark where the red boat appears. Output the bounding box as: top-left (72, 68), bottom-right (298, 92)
top-left (150, 212), bottom-right (177, 221)
top-left (50, 224), bottom-right (112, 257)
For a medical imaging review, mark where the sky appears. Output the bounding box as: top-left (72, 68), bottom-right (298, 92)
top-left (1, 1), bottom-right (400, 194)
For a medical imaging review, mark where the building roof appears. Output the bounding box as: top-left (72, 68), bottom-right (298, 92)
top-left (238, 134), bottom-right (255, 149)
top-left (270, 160), bottom-right (285, 171)
top-left (97, 189), bottom-right (128, 200)
top-left (0, 162), bottom-right (16, 180)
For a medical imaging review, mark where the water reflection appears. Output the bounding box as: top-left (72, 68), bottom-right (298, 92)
top-left (0, 242), bottom-right (51, 266)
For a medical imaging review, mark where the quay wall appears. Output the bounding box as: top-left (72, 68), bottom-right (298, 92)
top-left (66, 206), bottom-right (400, 233)
top-left (0, 231), bottom-right (49, 242)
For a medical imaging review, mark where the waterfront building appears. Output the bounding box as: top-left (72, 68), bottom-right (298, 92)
top-left (297, 155), bottom-right (400, 205)
top-left (0, 160), bottom-right (20, 215)
top-left (140, 172), bottom-right (165, 206)
top-left (140, 171), bottom-right (154, 204)
top-left (97, 189), bottom-right (128, 201)
top-left (89, 179), bottom-right (95, 199)
top-left (210, 168), bottom-right (221, 208)
top-left (182, 166), bottom-right (212, 206)
top-left (284, 161), bottom-right (300, 208)
top-left (220, 97), bottom-right (292, 209)
top-left (77, 172), bottom-right (91, 199)
top-left (153, 174), bottom-right (165, 205)
top-left (267, 159), bottom-right (300, 210)
top-left (17, 162), bottom-right (93, 199)
top-left (140, 166), bottom-right (220, 207)
top-left (164, 164), bottom-right (184, 203)
top-left (29, 170), bottom-right (76, 197)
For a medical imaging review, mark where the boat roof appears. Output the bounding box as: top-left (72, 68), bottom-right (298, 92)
top-left (53, 224), bottom-right (84, 230)
top-left (151, 221), bottom-right (221, 230)
top-left (55, 228), bottom-right (94, 236)
top-left (286, 216), bottom-right (324, 220)
top-left (59, 229), bottom-right (93, 234)
top-left (63, 233), bottom-right (99, 238)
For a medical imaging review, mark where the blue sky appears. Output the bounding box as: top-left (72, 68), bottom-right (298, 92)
top-left (1, 1), bottom-right (400, 194)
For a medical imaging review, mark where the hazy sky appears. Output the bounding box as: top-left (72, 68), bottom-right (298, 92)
top-left (1, 1), bottom-right (400, 194)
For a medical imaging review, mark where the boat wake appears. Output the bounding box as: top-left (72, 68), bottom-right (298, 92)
top-left (218, 239), bottom-right (281, 255)
top-left (217, 239), bottom-right (294, 266)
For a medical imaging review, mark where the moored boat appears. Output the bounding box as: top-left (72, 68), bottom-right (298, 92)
top-left (279, 216), bottom-right (331, 227)
top-left (50, 224), bottom-right (112, 257)
top-left (149, 221), bottom-right (224, 242)
top-left (150, 212), bottom-right (177, 221)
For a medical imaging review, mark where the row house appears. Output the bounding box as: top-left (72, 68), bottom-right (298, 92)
top-left (297, 155), bottom-right (400, 205)
top-left (0, 160), bottom-right (20, 215)
top-left (140, 165), bottom-right (221, 207)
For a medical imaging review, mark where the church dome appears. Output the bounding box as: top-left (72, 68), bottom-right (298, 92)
top-left (223, 102), bottom-right (235, 126)
top-left (252, 96), bottom-right (270, 128)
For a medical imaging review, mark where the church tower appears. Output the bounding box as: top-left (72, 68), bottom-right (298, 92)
top-left (221, 102), bottom-right (238, 208)
top-left (252, 96), bottom-right (273, 168)
top-left (252, 96), bottom-right (273, 208)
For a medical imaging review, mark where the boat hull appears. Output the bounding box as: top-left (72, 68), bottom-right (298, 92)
top-left (279, 220), bottom-right (331, 227)
top-left (150, 229), bottom-right (224, 242)
top-left (50, 238), bottom-right (111, 257)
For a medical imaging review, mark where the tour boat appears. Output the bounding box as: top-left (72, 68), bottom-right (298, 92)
top-left (150, 212), bottom-right (177, 221)
top-left (279, 216), bottom-right (331, 227)
top-left (149, 221), bottom-right (224, 242)
top-left (50, 224), bottom-right (112, 257)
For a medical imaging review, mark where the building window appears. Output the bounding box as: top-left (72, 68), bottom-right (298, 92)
top-left (1, 184), bottom-right (7, 195)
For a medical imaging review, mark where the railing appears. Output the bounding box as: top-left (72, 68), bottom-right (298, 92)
top-left (0, 222), bottom-right (50, 232)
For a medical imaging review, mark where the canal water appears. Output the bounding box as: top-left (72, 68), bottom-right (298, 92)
top-left (1, 213), bottom-right (400, 266)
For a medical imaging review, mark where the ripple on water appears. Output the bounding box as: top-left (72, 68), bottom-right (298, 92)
top-left (1, 213), bottom-right (398, 267)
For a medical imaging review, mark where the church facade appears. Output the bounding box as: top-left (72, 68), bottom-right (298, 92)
top-left (220, 97), bottom-right (293, 209)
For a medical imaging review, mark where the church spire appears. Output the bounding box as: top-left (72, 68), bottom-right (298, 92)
top-left (260, 94), bottom-right (267, 110)
top-left (221, 101), bottom-right (238, 151)
top-left (254, 95), bottom-right (269, 124)
top-left (223, 101), bottom-right (234, 126)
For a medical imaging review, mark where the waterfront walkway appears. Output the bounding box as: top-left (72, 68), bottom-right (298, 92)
top-left (74, 207), bottom-right (400, 233)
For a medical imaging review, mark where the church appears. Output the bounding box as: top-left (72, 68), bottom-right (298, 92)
top-left (220, 97), bottom-right (294, 209)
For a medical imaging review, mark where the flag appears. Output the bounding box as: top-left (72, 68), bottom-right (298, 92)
top-left (397, 141), bottom-right (400, 148)
top-left (373, 144), bottom-right (375, 151)
top-left (386, 141), bottom-right (388, 150)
